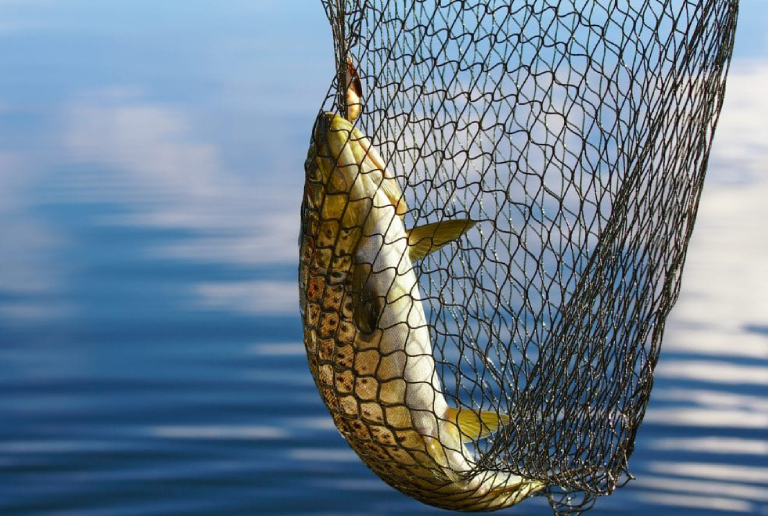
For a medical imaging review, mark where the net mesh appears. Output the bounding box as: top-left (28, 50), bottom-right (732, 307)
top-left (306, 1), bottom-right (738, 513)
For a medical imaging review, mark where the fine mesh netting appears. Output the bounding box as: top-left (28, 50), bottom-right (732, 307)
top-left (301, 1), bottom-right (738, 513)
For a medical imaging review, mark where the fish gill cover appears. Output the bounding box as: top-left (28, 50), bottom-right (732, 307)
top-left (300, 0), bottom-right (739, 513)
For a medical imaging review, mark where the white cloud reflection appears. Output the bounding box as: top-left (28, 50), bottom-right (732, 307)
top-left (195, 281), bottom-right (298, 316)
top-left (288, 448), bottom-right (359, 462)
top-left (63, 89), bottom-right (301, 226)
top-left (631, 492), bottom-right (753, 514)
top-left (248, 342), bottom-right (306, 356)
top-left (1, 56), bottom-right (764, 331)
top-left (66, 96), bottom-right (222, 197)
top-left (646, 387), bottom-right (768, 431)
top-left (663, 60), bottom-right (768, 361)
top-left (62, 89), bottom-right (302, 315)
top-left (151, 425), bottom-right (288, 440)
top-left (661, 327), bottom-right (768, 360)
top-left (644, 408), bottom-right (768, 429)
top-left (653, 388), bottom-right (768, 414)
top-left (647, 461), bottom-right (768, 485)
top-left (655, 360), bottom-right (768, 386)
top-left (651, 437), bottom-right (768, 456)
top-left (0, 151), bottom-right (73, 321)
top-left (641, 68), bottom-right (768, 502)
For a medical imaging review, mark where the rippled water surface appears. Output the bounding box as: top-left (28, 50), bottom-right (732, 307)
top-left (1, 2), bottom-right (767, 515)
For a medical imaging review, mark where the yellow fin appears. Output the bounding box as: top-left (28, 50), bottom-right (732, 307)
top-left (407, 219), bottom-right (476, 262)
top-left (487, 480), bottom-right (547, 504)
top-left (445, 407), bottom-right (509, 442)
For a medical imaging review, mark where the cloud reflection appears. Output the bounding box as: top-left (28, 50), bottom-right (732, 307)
top-left (644, 408), bottom-right (768, 429)
top-left (248, 342), bottom-right (307, 356)
top-left (63, 89), bottom-right (300, 266)
top-left (647, 461), bottom-right (768, 485)
top-left (651, 437), bottom-right (768, 456)
top-left (288, 448), bottom-right (359, 463)
top-left (0, 152), bottom-right (73, 321)
top-left (655, 360), bottom-right (768, 386)
top-left (151, 425), bottom-right (288, 440)
top-left (195, 281), bottom-right (298, 316)
top-left (664, 61), bottom-right (768, 367)
top-left (631, 492), bottom-right (753, 514)
top-left (62, 89), bottom-right (302, 315)
top-left (653, 388), bottom-right (768, 414)
top-left (636, 476), bottom-right (768, 503)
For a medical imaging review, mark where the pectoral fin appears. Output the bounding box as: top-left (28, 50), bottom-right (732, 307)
top-left (350, 261), bottom-right (379, 334)
top-left (407, 219), bottom-right (476, 262)
top-left (487, 479), bottom-right (546, 504)
top-left (445, 406), bottom-right (509, 442)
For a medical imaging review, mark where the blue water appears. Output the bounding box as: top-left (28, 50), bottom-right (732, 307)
top-left (1, 1), bottom-right (766, 515)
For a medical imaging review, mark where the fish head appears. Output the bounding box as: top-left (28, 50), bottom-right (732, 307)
top-left (312, 112), bottom-right (353, 151)
top-left (311, 111), bottom-right (336, 149)
top-left (306, 111), bottom-right (375, 233)
top-left (310, 112), bottom-right (357, 185)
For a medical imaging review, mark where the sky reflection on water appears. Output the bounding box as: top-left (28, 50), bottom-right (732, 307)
top-left (0, 1), bottom-right (767, 515)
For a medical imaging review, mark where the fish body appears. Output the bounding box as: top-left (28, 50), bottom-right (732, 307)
top-left (299, 112), bottom-right (544, 511)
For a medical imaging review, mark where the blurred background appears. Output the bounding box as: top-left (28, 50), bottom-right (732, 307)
top-left (0, 1), bottom-right (765, 515)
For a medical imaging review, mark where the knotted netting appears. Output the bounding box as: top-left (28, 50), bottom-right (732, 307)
top-left (307, 0), bottom-right (738, 513)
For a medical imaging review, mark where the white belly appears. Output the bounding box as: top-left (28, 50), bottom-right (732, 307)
top-left (356, 193), bottom-right (449, 435)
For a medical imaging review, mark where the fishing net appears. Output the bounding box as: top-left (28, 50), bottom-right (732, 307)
top-left (306, 0), bottom-right (738, 513)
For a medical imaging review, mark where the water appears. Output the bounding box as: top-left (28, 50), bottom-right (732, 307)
top-left (1, 1), bottom-right (766, 515)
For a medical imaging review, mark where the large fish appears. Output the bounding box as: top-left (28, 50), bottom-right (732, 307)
top-left (298, 110), bottom-right (545, 510)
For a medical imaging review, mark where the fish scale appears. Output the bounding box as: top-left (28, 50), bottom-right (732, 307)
top-left (299, 112), bottom-right (544, 511)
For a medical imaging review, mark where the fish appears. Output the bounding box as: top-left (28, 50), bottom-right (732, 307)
top-left (298, 110), bottom-right (546, 511)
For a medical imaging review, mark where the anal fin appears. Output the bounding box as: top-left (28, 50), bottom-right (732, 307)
top-left (445, 407), bottom-right (510, 442)
top-left (487, 479), bottom-right (546, 504)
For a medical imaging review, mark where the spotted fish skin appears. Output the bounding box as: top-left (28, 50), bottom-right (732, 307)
top-left (299, 112), bottom-right (544, 511)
